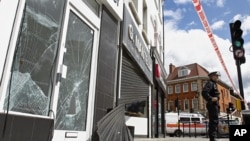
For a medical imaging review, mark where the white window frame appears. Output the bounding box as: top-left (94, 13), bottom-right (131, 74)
top-left (168, 86), bottom-right (173, 94)
top-left (168, 101), bottom-right (174, 111)
top-left (178, 68), bottom-right (190, 77)
top-left (191, 82), bottom-right (198, 91)
top-left (183, 83), bottom-right (189, 92)
top-left (202, 81), bottom-right (207, 88)
top-left (175, 84), bottom-right (180, 93)
top-left (192, 98), bottom-right (198, 109)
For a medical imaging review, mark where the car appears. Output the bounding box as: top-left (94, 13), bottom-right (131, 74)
top-left (161, 112), bottom-right (207, 137)
top-left (217, 118), bottom-right (240, 137)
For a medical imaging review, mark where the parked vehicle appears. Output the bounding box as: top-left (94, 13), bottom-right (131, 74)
top-left (217, 118), bottom-right (240, 137)
top-left (163, 112), bottom-right (207, 137)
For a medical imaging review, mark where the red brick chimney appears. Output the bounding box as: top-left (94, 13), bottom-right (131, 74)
top-left (169, 63), bottom-right (175, 74)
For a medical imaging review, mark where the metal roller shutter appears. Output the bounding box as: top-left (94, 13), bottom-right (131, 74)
top-left (120, 51), bottom-right (149, 104)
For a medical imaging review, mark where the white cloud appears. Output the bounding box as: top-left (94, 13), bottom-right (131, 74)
top-left (211, 20), bottom-right (225, 30)
top-left (216, 0), bottom-right (226, 7)
top-left (172, 0), bottom-right (225, 7)
top-left (231, 15), bottom-right (250, 37)
top-left (164, 9), bottom-right (183, 21)
top-left (173, 0), bottom-right (191, 5)
top-left (242, 16), bottom-right (250, 36)
top-left (232, 14), bottom-right (242, 22)
top-left (164, 9), bottom-right (184, 30)
top-left (200, 0), bottom-right (225, 7)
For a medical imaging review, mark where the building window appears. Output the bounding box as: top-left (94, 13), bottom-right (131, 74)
top-left (178, 68), bottom-right (190, 77)
top-left (183, 83), bottom-right (189, 92)
top-left (56, 11), bottom-right (95, 131)
top-left (184, 99), bottom-right (189, 110)
top-left (175, 84), bottom-right (180, 93)
top-left (168, 86), bottom-right (173, 94)
top-left (143, 1), bottom-right (148, 33)
top-left (142, 0), bottom-right (149, 45)
top-left (82, 0), bottom-right (100, 16)
top-left (168, 101), bottom-right (174, 111)
top-left (3, 0), bottom-right (65, 116)
top-left (191, 82), bottom-right (197, 91)
top-left (202, 81), bottom-right (207, 88)
top-left (192, 98), bottom-right (198, 109)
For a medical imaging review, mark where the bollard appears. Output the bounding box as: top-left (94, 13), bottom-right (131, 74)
top-left (194, 121), bottom-right (196, 138)
top-left (182, 122), bottom-right (185, 137)
top-left (189, 121), bottom-right (191, 137)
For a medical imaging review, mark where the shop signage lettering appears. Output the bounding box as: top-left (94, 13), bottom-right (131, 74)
top-left (122, 6), bottom-right (152, 83)
top-left (113, 0), bottom-right (120, 6)
top-left (128, 24), bottom-right (151, 71)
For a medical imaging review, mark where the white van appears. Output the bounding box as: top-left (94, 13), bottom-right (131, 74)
top-left (163, 112), bottom-right (207, 137)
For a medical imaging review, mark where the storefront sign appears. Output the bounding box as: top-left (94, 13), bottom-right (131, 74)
top-left (155, 62), bottom-right (166, 91)
top-left (122, 5), bottom-right (152, 83)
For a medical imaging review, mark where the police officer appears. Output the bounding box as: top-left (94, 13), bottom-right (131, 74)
top-left (202, 71), bottom-right (220, 141)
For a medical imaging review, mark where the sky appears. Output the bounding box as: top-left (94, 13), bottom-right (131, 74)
top-left (163, 0), bottom-right (250, 103)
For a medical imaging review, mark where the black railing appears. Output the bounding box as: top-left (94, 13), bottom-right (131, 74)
top-left (178, 121), bottom-right (208, 137)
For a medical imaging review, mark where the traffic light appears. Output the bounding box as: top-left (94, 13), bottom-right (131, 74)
top-left (229, 20), bottom-right (246, 64)
top-left (227, 102), bottom-right (235, 114)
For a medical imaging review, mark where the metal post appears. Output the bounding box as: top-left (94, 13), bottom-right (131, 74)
top-left (227, 112), bottom-right (230, 135)
top-left (156, 89), bottom-right (159, 138)
top-left (182, 122), bottom-right (184, 137)
top-left (194, 121), bottom-right (197, 138)
top-left (177, 95), bottom-right (180, 132)
top-left (189, 121), bottom-right (191, 137)
top-left (236, 60), bottom-right (245, 110)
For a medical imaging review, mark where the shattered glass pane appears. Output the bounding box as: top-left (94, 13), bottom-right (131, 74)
top-left (55, 11), bottom-right (93, 131)
top-left (4, 0), bottom-right (65, 116)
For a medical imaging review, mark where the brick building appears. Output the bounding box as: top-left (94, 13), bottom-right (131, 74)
top-left (166, 63), bottom-right (241, 119)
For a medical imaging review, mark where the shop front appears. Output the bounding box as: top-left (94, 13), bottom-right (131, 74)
top-left (151, 47), bottom-right (167, 137)
top-left (120, 5), bottom-right (153, 138)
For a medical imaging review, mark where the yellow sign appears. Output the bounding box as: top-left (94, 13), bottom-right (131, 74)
top-left (236, 99), bottom-right (241, 111)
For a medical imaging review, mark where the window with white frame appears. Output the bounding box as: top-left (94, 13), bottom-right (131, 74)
top-left (183, 83), bottom-right (189, 92)
top-left (175, 84), bottom-right (180, 93)
top-left (168, 101), bottom-right (174, 111)
top-left (178, 68), bottom-right (190, 77)
top-left (82, 0), bottom-right (100, 16)
top-left (202, 81), bottom-right (207, 88)
top-left (143, 1), bottom-right (148, 33)
top-left (192, 98), bottom-right (198, 109)
top-left (168, 86), bottom-right (173, 94)
top-left (191, 82), bottom-right (198, 91)
top-left (184, 99), bottom-right (189, 110)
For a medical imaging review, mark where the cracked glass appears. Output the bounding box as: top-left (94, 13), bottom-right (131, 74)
top-left (4, 0), bottom-right (64, 116)
top-left (55, 11), bottom-right (93, 131)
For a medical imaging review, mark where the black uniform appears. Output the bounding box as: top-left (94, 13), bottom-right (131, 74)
top-left (202, 79), bottom-right (220, 141)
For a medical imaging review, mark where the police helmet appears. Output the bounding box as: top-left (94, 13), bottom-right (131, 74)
top-left (208, 71), bottom-right (220, 77)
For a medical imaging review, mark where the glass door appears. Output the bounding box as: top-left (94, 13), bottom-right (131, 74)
top-left (52, 1), bottom-right (98, 140)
